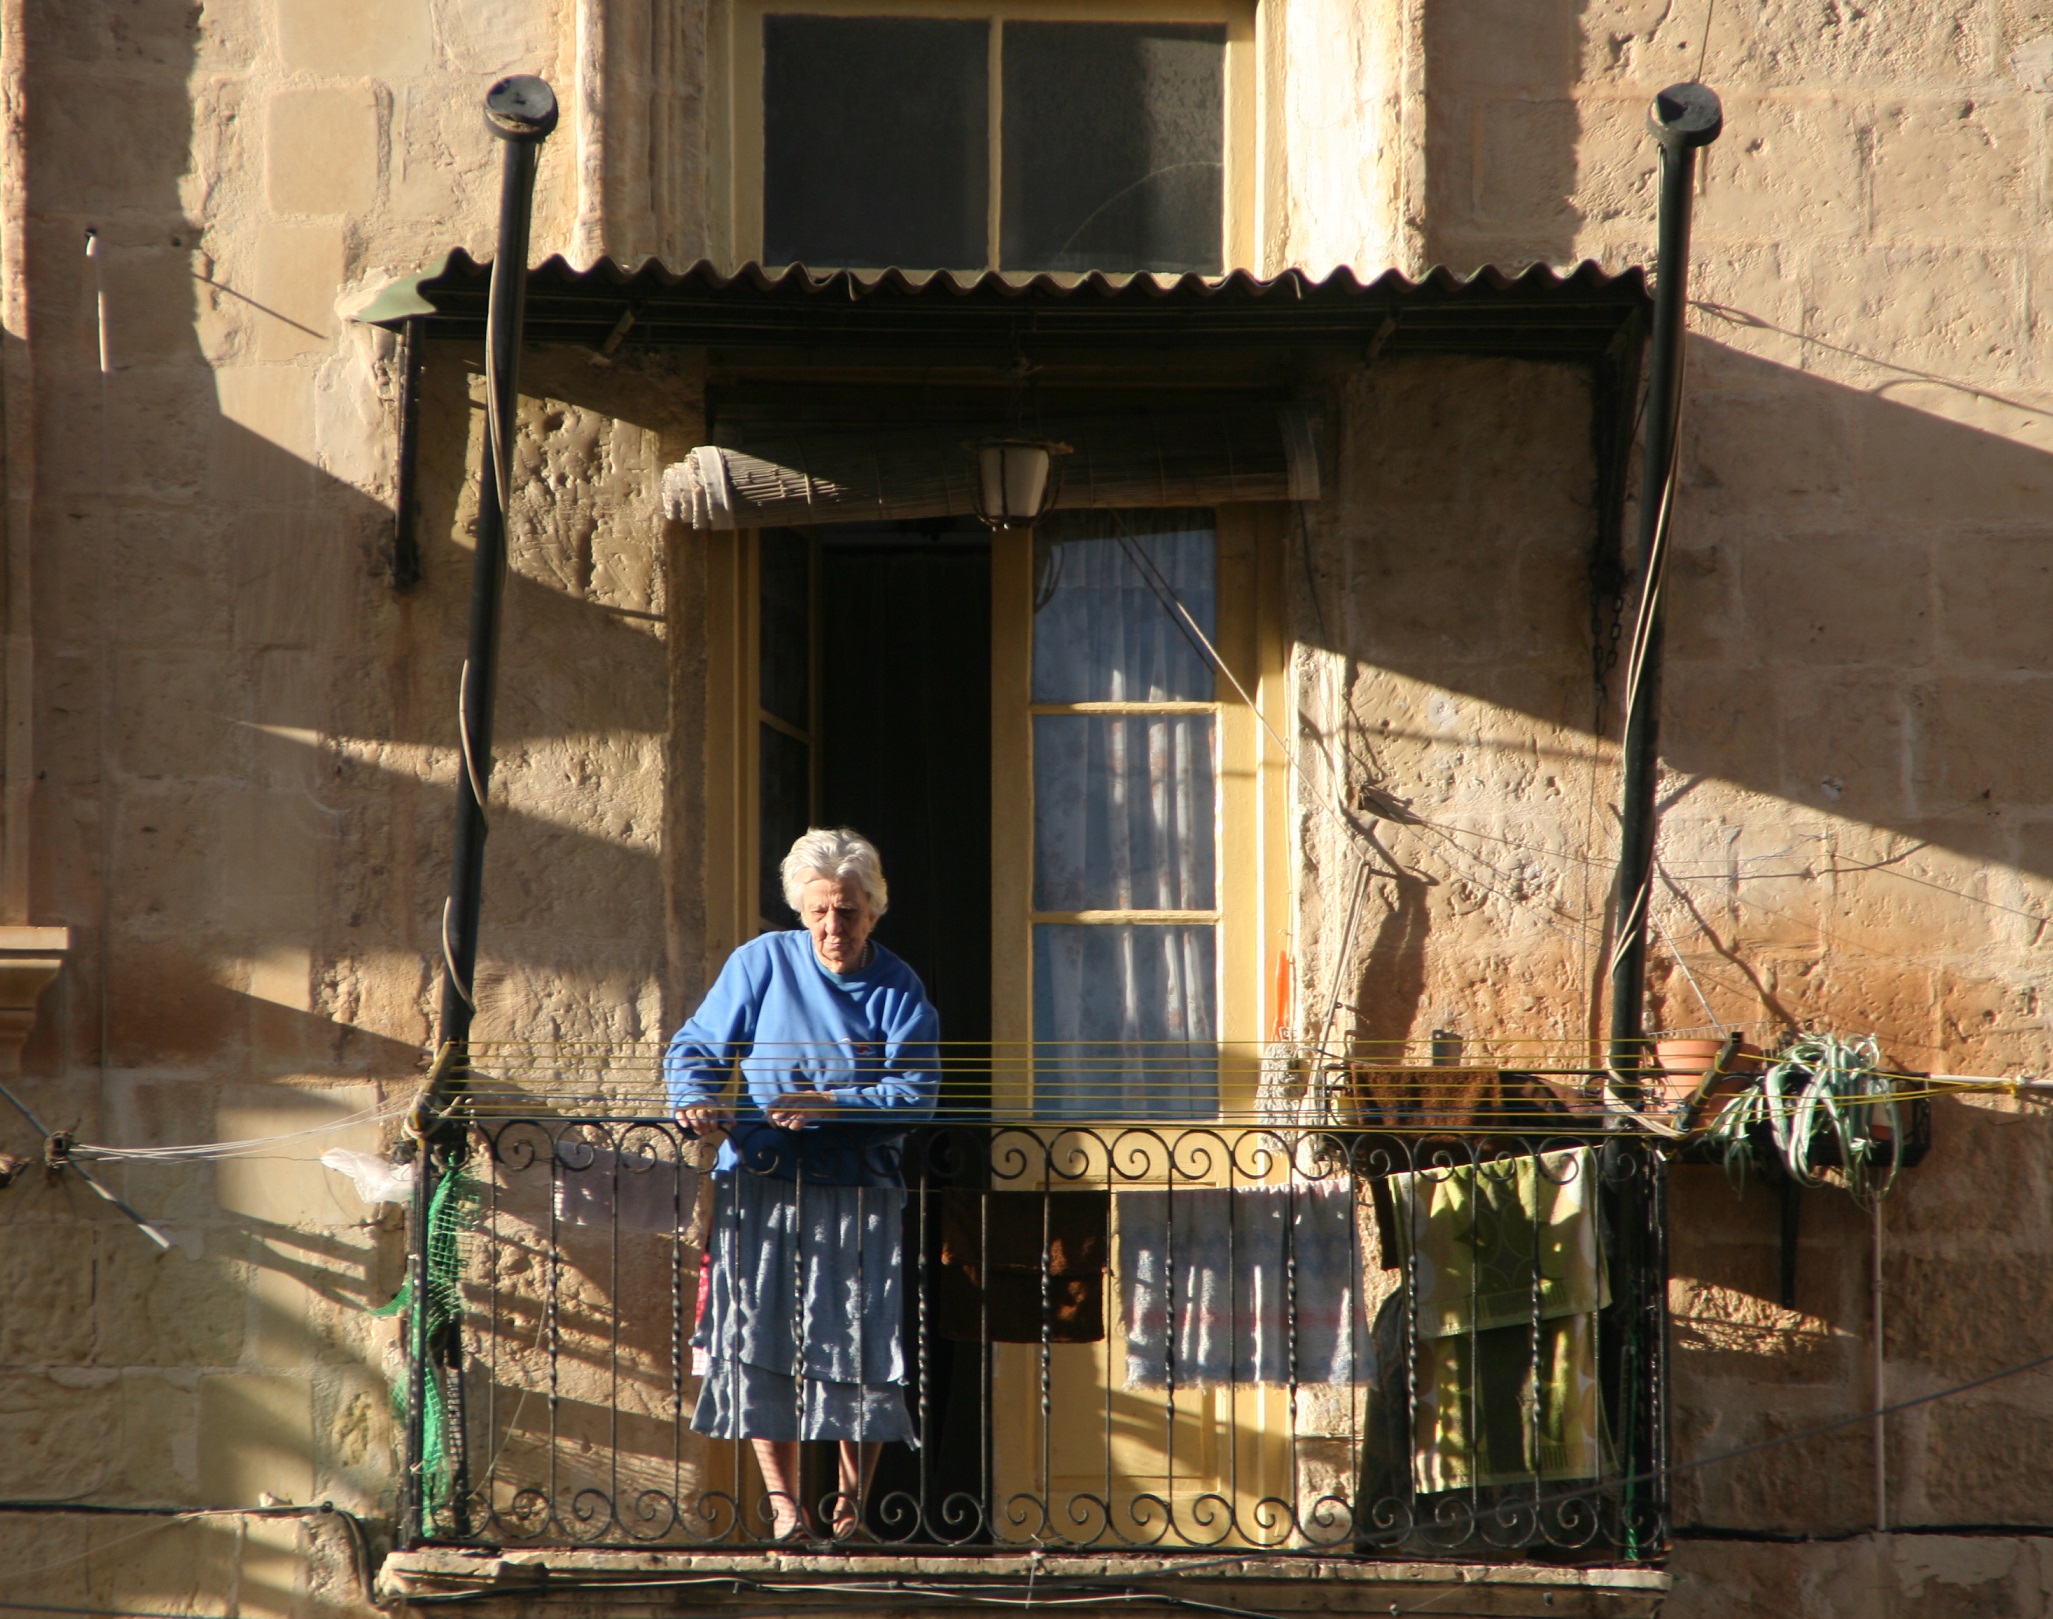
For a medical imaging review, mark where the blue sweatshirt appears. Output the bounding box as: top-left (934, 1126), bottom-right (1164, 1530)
top-left (662, 930), bottom-right (941, 1186)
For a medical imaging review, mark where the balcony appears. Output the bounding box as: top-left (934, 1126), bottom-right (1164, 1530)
top-left (385, 1063), bottom-right (1668, 1591)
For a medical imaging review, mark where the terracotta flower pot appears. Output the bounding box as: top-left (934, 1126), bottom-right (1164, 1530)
top-left (1652, 1037), bottom-right (1763, 1113)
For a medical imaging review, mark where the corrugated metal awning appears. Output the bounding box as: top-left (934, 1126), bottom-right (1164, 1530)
top-left (357, 255), bottom-right (1649, 364)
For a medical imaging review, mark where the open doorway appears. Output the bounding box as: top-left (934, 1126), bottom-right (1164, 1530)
top-left (756, 521), bottom-right (992, 1074)
top-left (817, 526), bottom-right (993, 1083)
top-left (757, 520), bottom-right (995, 1535)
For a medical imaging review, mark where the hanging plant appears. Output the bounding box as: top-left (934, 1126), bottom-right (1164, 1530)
top-left (1700, 1033), bottom-right (1902, 1205)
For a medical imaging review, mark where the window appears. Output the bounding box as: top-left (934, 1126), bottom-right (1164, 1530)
top-left (990, 506), bottom-right (1285, 1119)
top-left (1027, 514), bottom-right (1221, 1117)
top-left (704, 507), bottom-right (1287, 1118)
top-left (722, 0), bottom-right (1256, 275)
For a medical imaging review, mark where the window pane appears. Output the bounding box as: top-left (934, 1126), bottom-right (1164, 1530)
top-left (1032, 514), bottom-right (1216, 703)
top-left (1001, 22), bottom-right (1224, 275)
top-left (759, 528), bottom-right (810, 731)
top-left (1033, 924), bottom-right (1217, 1119)
top-left (1034, 713), bottom-right (1216, 911)
top-left (764, 16), bottom-right (989, 270)
top-left (759, 722), bottom-right (810, 924)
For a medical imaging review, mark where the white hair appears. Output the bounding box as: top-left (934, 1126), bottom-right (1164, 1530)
top-left (780, 827), bottom-right (889, 917)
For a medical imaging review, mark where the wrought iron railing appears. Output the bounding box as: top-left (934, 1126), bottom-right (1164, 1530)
top-left (398, 1111), bottom-right (1667, 1561)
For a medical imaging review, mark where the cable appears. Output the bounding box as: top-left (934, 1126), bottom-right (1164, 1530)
top-left (383, 1563), bottom-right (1441, 1619)
top-left (1112, 528), bottom-right (1292, 766)
top-left (385, 1574), bottom-right (1296, 1616)
top-left (441, 896), bottom-right (475, 1011)
top-left (372, 1328), bottom-right (2053, 1612)
top-left (410, 1296), bottom-right (2053, 1584)
top-left (1375, 1339), bottom-right (2053, 1544)
top-left (0, 1502), bottom-right (377, 1612)
top-left (1649, 912), bottom-right (1722, 1033)
top-left (69, 1099), bottom-right (410, 1163)
top-left (0, 1601), bottom-right (209, 1619)
top-left (0, 1082), bottom-right (171, 1249)
top-left (0, 1519), bottom-right (188, 1589)
top-left (1680, 1522), bottom-right (2053, 1543)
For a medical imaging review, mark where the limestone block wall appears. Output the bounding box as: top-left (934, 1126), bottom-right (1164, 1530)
top-left (0, 2), bottom-right (713, 1614)
top-left (1264, 0), bottom-right (1416, 277)
top-left (1288, 1), bottom-right (2053, 1610)
top-left (3, 0), bottom-right (2052, 1612)
top-left (1292, 352), bottom-right (1615, 1062)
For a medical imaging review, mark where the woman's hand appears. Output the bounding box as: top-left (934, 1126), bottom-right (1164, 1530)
top-left (676, 1103), bottom-right (732, 1143)
top-left (767, 1090), bottom-right (837, 1130)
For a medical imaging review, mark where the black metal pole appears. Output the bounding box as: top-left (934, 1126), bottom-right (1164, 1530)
top-left (403, 74), bottom-right (557, 1552)
top-left (1607, 83), bottom-right (1721, 1093)
top-left (437, 74), bottom-right (558, 1057)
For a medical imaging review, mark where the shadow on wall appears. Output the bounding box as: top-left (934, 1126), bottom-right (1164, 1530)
top-left (1391, 1), bottom-right (2053, 873)
top-left (1301, 340), bottom-right (2053, 1034)
top-left (17, 27), bottom-right (684, 1090)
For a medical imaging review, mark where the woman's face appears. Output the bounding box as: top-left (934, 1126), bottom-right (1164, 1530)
top-left (797, 874), bottom-right (877, 973)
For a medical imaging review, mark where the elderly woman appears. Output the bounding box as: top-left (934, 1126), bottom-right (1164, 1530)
top-left (666, 827), bottom-right (940, 1541)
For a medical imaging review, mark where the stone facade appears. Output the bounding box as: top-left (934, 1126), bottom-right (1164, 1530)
top-left (0, 1), bottom-right (2050, 1615)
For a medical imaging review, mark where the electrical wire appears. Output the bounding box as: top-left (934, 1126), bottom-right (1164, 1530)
top-left (0, 1502), bottom-right (376, 1612)
top-left (1680, 1522), bottom-right (2053, 1543)
top-left (1112, 528), bottom-right (1292, 765)
top-left (0, 1082), bottom-right (170, 1249)
top-left (0, 1601), bottom-right (208, 1619)
top-left (68, 1099), bottom-right (409, 1163)
top-left (380, 1567), bottom-right (1480, 1618)
top-left (0, 1518), bottom-right (188, 1589)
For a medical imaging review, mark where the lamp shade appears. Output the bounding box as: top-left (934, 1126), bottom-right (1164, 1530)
top-left (968, 438), bottom-right (1069, 528)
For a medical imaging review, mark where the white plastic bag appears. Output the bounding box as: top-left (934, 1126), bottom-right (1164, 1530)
top-left (321, 1148), bottom-right (417, 1206)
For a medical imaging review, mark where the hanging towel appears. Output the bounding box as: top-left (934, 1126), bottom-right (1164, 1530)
top-left (1410, 1313), bottom-right (1606, 1491)
top-left (1385, 1147), bottom-right (1612, 1492)
top-left (1389, 1147), bottom-right (1608, 1337)
top-left (1116, 1182), bottom-right (1371, 1388)
top-left (553, 1145), bottom-right (699, 1236)
top-left (935, 1188), bottom-right (1109, 1343)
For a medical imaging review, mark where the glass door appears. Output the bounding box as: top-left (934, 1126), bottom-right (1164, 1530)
top-left (989, 508), bottom-right (1298, 1546)
top-left (1028, 513), bottom-right (1222, 1119)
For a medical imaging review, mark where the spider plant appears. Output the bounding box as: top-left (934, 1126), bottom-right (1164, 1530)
top-left (1700, 1033), bottom-right (1902, 1204)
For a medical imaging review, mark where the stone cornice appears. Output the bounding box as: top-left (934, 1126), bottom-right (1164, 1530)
top-left (0, 925), bottom-right (68, 1076)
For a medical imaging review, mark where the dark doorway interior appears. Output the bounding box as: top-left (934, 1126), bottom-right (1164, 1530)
top-left (809, 521), bottom-right (994, 1537)
top-left (817, 524), bottom-right (993, 1097)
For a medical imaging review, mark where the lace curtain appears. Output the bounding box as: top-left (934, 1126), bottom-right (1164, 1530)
top-left (1030, 513), bottom-right (1219, 1118)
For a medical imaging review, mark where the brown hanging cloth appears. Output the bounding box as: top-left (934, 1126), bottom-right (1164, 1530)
top-left (934, 1188), bottom-right (1110, 1344)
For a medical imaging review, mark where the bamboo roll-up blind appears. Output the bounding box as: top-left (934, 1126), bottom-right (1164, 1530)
top-left (662, 406), bottom-right (1320, 530)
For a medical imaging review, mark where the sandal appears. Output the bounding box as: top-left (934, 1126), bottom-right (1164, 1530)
top-left (766, 1497), bottom-right (813, 1545)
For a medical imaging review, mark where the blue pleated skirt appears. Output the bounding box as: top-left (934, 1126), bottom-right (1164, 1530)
top-left (691, 1172), bottom-right (915, 1444)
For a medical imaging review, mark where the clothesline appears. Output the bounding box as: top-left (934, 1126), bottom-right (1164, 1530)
top-left (2, 1048), bottom-right (2005, 1165)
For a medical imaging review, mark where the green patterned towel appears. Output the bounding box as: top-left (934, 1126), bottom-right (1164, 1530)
top-left (1387, 1147), bottom-right (1612, 1491)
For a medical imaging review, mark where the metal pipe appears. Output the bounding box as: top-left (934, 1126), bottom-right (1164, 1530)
top-left (436, 74), bottom-right (557, 1059)
top-left (1872, 1195), bottom-right (1888, 1533)
top-left (404, 74), bottom-right (557, 1553)
top-left (1606, 83), bottom-right (1722, 1094)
